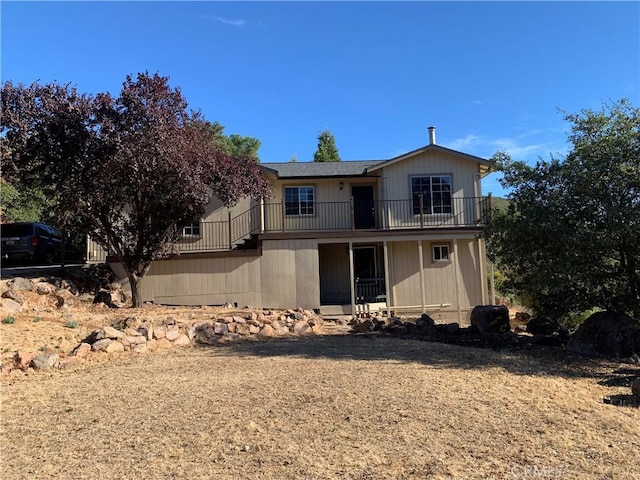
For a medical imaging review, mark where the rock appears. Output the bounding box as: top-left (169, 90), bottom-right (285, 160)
top-left (153, 327), bottom-right (167, 339)
top-left (566, 311), bottom-right (640, 359)
top-left (57, 357), bottom-right (84, 370)
top-left (352, 319), bottom-right (375, 333)
top-left (446, 323), bottom-right (460, 334)
top-left (632, 378), bottom-right (640, 402)
top-left (96, 325), bottom-right (125, 340)
top-left (293, 321), bottom-right (311, 335)
top-left (165, 328), bottom-right (180, 342)
top-left (31, 353), bottom-right (59, 370)
top-left (138, 325), bottom-right (153, 341)
top-left (1, 298), bottom-right (22, 313)
top-left (34, 282), bottom-right (56, 295)
top-left (122, 335), bottom-right (146, 346)
top-left (530, 334), bottom-right (564, 347)
top-left (14, 351), bottom-right (36, 370)
top-left (10, 277), bottom-right (34, 291)
top-left (527, 317), bottom-right (561, 336)
top-left (105, 341), bottom-right (125, 353)
top-left (514, 312), bottom-right (532, 324)
top-left (72, 343), bottom-right (92, 358)
top-left (133, 343), bottom-right (148, 353)
top-left (236, 323), bottom-right (250, 335)
top-left (249, 325), bottom-right (260, 334)
top-left (173, 334), bottom-right (191, 346)
top-left (154, 338), bottom-right (173, 350)
top-left (92, 339), bottom-right (114, 351)
top-left (233, 316), bottom-right (246, 324)
top-left (93, 290), bottom-right (114, 307)
top-left (214, 322), bottom-right (229, 335)
top-left (260, 324), bottom-right (276, 337)
top-left (416, 313), bottom-right (435, 327)
top-left (470, 305), bottom-right (510, 335)
top-left (55, 289), bottom-right (77, 309)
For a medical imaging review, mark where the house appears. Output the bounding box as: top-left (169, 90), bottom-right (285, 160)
top-left (90, 127), bottom-right (493, 322)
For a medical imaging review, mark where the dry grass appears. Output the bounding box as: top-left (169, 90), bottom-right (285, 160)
top-left (1, 304), bottom-right (639, 479)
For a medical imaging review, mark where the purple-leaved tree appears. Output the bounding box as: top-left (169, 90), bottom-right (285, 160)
top-left (1, 72), bottom-right (272, 307)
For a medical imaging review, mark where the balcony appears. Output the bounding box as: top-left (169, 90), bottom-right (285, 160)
top-left (175, 196), bottom-right (491, 253)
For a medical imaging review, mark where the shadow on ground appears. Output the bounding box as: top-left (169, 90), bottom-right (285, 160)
top-left (196, 332), bottom-right (637, 382)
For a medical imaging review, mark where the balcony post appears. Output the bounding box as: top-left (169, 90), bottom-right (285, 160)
top-left (228, 211), bottom-right (232, 250)
top-left (259, 198), bottom-right (265, 233)
top-left (281, 200), bottom-right (286, 233)
top-left (419, 194), bottom-right (424, 228)
top-left (487, 193), bottom-right (493, 223)
top-left (350, 197), bottom-right (355, 230)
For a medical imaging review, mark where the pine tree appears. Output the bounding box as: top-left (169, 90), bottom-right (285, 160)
top-left (313, 129), bottom-right (341, 162)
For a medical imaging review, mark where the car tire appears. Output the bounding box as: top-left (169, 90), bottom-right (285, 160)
top-left (44, 249), bottom-right (56, 265)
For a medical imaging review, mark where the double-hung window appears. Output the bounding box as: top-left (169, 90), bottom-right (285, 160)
top-left (411, 175), bottom-right (452, 215)
top-left (182, 222), bottom-right (201, 236)
top-left (285, 186), bottom-right (314, 216)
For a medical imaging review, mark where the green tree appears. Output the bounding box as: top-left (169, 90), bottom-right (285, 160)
top-left (206, 121), bottom-right (261, 162)
top-left (1, 73), bottom-right (271, 307)
top-left (0, 180), bottom-right (52, 223)
top-left (485, 99), bottom-right (640, 319)
top-left (290, 154), bottom-right (298, 163)
top-left (313, 129), bottom-right (341, 162)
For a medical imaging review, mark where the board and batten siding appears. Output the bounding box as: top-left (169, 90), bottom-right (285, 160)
top-left (110, 255), bottom-right (263, 306)
top-left (260, 238), bottom-right (320, 309)
top-left (387, 237), bottom-right (485, 321)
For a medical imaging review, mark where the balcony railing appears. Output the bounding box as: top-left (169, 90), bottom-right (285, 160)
top-left (172, 196), bottom-right (490, 253)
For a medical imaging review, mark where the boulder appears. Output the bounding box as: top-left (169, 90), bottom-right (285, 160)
top-left (165, 328), bottom-right (180, 342)
top-left (527, 317), bottom-right (561, 336)
top-left (10, 277), bottom-right (34, 292)
top-left (55, 289), bottom-right (77, 309)
top-left (96, 325), bottom-right (125, 340)
top-left (72, 343), bottom-right (92, 358)
top-left (35, 282), bottom-right (56, 295)
top-left (260, 324), bottom-right (276, 337)
top-left (632, 378), bottom-right (640, 402)
top-left (566, 311), bottom-right (640, 359)
top-left (57, 357), bottom-right (84, 370)
top-left (93, 290), bottom-right (115, 308)
top-left (14, 351), bottom-right (36, 370)
top-left (1, 298), bottom-right (22, 313)
top-left (214, 322), bottom-right (229, 335)
top-left (31, 353), bottom-right (59, 370)
top-left (92, 339), bottom-right (114, 351)
top-left (470, 305), bottom-right (510, 335)
top-left (173, 334), bottom-right (191, 346)
top-left (105, 341), bottom-right (125, 353)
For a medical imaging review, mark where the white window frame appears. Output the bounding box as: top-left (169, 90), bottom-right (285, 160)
top-left (410, 175), bottom-right (453, 215)
top-left (284, 186), bottom-right (315, 216)
top-left (182, 221), bottom-right (201, 237)
top-left (432, 244), bottom-right (450, 262)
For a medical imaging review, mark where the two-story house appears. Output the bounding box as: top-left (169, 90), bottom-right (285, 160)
top-left (92, 127), bottom-right (493, 322)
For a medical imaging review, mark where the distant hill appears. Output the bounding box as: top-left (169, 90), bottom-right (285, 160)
top-left (491, 196), bottom-right (510, 212)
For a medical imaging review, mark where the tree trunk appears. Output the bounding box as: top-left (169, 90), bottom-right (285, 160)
top-left (127, 272), bottom-right (144, 308)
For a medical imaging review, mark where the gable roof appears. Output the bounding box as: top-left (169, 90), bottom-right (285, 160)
top-left (260, 160), bottom-right (384, 179)
top-left (365, 144), bottom-right (490, 173)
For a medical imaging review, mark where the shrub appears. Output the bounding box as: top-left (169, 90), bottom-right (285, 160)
top-left (33, 316), bottom-right (42, 323)
top-left (2, 316), bottom-right (16, 324)
top-left (64, 320), bottom-right (79, 329)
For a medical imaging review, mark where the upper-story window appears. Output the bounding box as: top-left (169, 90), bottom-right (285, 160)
top-left (411, 175), bottom-right (452, 215)
top-left (285, 186), bottom-right (315, 216)
top-left (182, 222), bottom-right (201, 236)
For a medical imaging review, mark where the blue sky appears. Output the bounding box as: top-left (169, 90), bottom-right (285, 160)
top-left (2, 1), bottom-right (638, 197)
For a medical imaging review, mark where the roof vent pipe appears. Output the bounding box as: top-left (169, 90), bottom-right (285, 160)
top-left (428, 126), bottom-right (436, 145)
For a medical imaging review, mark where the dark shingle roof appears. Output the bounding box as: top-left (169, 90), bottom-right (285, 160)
top-left (260, 160), bottom-right (384, 179)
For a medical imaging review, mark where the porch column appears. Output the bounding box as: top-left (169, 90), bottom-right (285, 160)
top-left (259, 198), bottom-right (265, 234)
top-left (383, 241), bottom-right (391, 311)
top-left (418, 240), bottom-right (426, 313)
top-left (349, 241), bottom-right (356, 316)
top-left (477, 237), bottom-right (487, 304)
top-left (453, 239), bottom-right (462, 323)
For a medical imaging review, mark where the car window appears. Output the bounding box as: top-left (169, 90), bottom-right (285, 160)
top-left (1, 224), bottom-right (33, 237)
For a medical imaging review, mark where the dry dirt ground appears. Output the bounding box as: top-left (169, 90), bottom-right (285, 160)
top-left (1, 301), bottom-right (639, 480)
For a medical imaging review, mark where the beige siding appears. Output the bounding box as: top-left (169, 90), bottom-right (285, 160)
top-left (264, 178), bottom-right (379, 232)
top-left (387, 237), bottom-right (486, 321)
top-left (110, 255), bottom-right (262, 307)
top-left (260, 238), bottom-right (320, 309)
top-left (380, 151), bottom-right (481, 227)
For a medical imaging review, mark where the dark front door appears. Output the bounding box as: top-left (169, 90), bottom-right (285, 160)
top-left (352, 185), bottom-right (375, 229)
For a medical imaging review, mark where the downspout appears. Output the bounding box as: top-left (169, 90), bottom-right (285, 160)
top-left (349, 241), bottom-right (355, 316)
top-left (383, 241), bottom-right (391, 312)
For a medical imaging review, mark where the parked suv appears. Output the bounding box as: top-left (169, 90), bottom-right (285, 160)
top-left (1, 222), bottom-right (65, 266)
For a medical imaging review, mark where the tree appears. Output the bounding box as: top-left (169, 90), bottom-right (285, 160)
top-left (1, 73), bottom-right (271, 307)
top-left (206, 121), bottom-right (261, 162)
top-left (485, 99), bottom-right (640, 319)
top-left (313, 129), bottom-right (341, 162)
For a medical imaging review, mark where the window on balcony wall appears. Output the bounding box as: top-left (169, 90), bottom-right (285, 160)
top-left (285, 186), bottom-right (315, 216)
top-left (411, 175), bottom-right (452, 215)
top-left (182, 221), bottom-right (201, 236)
